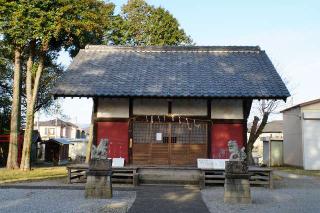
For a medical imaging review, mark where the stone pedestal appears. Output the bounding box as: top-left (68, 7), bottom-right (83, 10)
top-left (85, 159), bottom-right (113, 199)
top-left (224, 161), bottom-right (251, 204)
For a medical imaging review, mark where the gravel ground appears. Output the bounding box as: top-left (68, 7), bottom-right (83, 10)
top-left (201, 173), bottom-right (320, 213)
top-left (0, 189), bottom-right (136, 213)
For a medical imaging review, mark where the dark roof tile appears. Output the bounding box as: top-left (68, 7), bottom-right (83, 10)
top-left (52, 45), bottom-right (290, 99)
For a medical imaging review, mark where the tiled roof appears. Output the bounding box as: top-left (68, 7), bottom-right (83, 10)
top-left (36, 118), bottom-right (78, 128)
top-left (52, 45), bottom-right (290, 99)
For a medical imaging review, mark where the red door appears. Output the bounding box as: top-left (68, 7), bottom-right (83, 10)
top-left (211, 123), bottom-right (244, 159)
top-left (96, 122), bottom-right (129, 163)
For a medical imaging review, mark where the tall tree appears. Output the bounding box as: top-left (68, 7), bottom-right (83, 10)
top-left (0, 1), bottom-right (31, 169)
top-left (105, 0), bottom-right (192, 45)
top-left (18, 0), bottom-right (114, 170)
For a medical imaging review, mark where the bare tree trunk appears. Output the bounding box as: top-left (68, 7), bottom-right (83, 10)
top-left (20, 50), bottom-right (45, 171)
top-left (247, 113), bottom-right (269, 165)
top-left (85, 99), bottom-right (96, 164)
top-left (6, 48), bottom-right (22, 169)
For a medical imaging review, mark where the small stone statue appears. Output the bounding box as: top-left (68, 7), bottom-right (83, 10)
top-left (91, 139), bottom-right (108, 160)
top-left (86, 138), bottom-right (112, 199)
top-left (224, 140), bottom-right (251, 204)
top-left (228, 140), bottom-right (246, 161)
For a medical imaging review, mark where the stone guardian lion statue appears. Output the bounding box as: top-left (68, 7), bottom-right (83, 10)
top-left (227, 140), bottom-right (246, 161)
top-left (91, 139), bottom-right (108, 160)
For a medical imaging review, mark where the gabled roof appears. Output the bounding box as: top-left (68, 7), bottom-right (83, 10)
top-left (52, 45), bottom-right (290, 99)
top-left (281, 99), bottom-right (320, 113)
top-left (36, 118), bottom-right (78, 128)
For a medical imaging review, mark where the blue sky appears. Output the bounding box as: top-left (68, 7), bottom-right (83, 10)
top-left (52, 0), bottom-right (320, 124)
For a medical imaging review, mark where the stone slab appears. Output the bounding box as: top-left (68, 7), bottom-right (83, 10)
top-left (86, 170), bottom-right (112, 176)
top-left (224, 178), bottom-right (251, 204)
top-left (225, 161), bottom-right (248, 174)
top-left (89, 159), bottom-right (112, 171)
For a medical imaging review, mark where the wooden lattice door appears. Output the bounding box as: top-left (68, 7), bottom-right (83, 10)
top-left (132, 121), bottom-right (208, 166)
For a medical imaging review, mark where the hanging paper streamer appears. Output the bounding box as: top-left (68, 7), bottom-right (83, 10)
top-left (186, 118), bottom-right (192, 130)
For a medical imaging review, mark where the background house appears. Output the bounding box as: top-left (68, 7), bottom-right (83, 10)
top-left (44, 138), bottom-right (70, 165)
top-left (34, 118), bottom-right (81, 140)
top-left (282, 99), bottom-right (320, 170)
top-left (68, 139), bottom-right (88, 163)
top-left (248, 120), bottom-right (283, 163)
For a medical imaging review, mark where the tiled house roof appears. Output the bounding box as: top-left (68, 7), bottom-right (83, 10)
top-left (52, 45), bottom-right (290, 99)
top-left (35, 118), bottom-right (78, 128)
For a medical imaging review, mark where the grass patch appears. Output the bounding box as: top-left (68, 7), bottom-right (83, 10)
top-left (274, 166), bottom-right (320, 177)
top-left (0, 166), bottom-right (67, 184)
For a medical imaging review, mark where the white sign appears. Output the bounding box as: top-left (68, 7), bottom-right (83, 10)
top-left (197, 159), bottom-right (228, 169)
top-left (213, 159), bottom-right (228, 169)
top-left (197, 159), bottom-right (214, 169)
top-left (156, 133), bottom-right (162, 141)
top-left (112, 158), bottom-right (124, 168)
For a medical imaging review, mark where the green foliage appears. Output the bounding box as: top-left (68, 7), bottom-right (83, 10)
top-left (0, 0), bottom-right (115, 54)
top-left (105, 0), bottom-right (192, 46)
top-left (0, 0), bottom-right (114, 131)
top-left (0, 41), bottom-right (13, 132)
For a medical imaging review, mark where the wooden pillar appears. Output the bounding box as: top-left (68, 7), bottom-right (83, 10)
top-left (128, 98), bottom-right (133, 164)
top-left (242, 99), bottom-right (253, 153)
top-left (93, 98), bottom-right (98, 145)
top-left (207, 99), bottom-right (212, 158)
top-left (85, 97), bottom-right (98, 164)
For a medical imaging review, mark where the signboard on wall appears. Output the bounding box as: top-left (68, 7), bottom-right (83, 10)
top-left (156, 133), bottom-right (162, 141)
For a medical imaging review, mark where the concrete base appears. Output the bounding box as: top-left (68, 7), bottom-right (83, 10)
top-left (138, 167), bottom-right (201, 185)
top-left (85, 174), bottom-right (112, 199)
top-left (224, 178), bottom-right (251, 204)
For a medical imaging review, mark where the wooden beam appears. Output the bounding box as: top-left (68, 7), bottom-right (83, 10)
top-left (129, 98), bottom-right (133, 117)
top-left (93, 97), bottom-right (98, 146)
top-left (242, 99), bottom-right (253, 152)
top-left (207, 99), bottom-right (212, 158)
top-left (168, 100), bottom-right (172, 114)
top-left (95, 118), bottom-right (130, 122)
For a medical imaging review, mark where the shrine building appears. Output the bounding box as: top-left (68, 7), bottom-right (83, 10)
top-left (52, 45), bottom-right (290, 166)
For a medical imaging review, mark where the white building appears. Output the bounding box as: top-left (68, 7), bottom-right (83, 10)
top-left (282, 99), bottom-right (320, 170)
top-left (34, 118), bottom-right (81, 141)
top-left (248, 120), bottom-right (283, 164)
top-left (68, 139), bottom-right (88, 162)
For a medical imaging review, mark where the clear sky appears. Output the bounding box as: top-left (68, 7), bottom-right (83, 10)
top-left (47, 0), bottom-right (320, 125)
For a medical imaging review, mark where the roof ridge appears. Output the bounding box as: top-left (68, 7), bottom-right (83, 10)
top-left (84, 45), bottom-right (261, 53)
